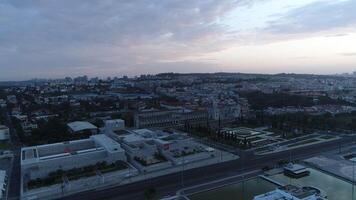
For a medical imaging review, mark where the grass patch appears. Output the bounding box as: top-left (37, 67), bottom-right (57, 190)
top-left (320, 135), bottom-right (335, 140)
top-left (0, 142), bottom-right (10, 150)
top-left (99, 161), bottom-right (128, 174)
top-left (67, 170), bottom-right (97, 181)
top-left (28, 176), bottom-right (63, 190)
top-left (27, 161), bottom-right (127, 189)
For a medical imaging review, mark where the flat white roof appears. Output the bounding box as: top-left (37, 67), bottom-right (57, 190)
top-left (254, 186), bottom-right (325, 200)
top-left (0, 170), bottom-right (6, 196)
top-left (254, 189), bottom-right (288, 200)
top-left (284, 163), bottom-right (307, 172)
top-left (21, 135), bottom-right (121, 165)
top-left (122, 133), bottom-right (145, 143)
top-left (0, 170), bottom-right (6, 181)
top-left (67, 121), bottom-right (97, 132)
top-left (0, 125), bottom-right (9, 130)
top-left (132, 129), bottom-right (154, 135)
top-left (105, 119), bottom-right (124, 123)
top-left (91, 134), bottom-right (124, 153)
top-left (254, 189), bottom-right (316, 200)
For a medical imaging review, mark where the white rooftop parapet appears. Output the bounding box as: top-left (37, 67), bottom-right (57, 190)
top-left (104, 119), bottom-right (125, 134)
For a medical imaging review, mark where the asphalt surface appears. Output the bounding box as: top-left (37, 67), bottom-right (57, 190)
top-left (64, 135), bottom-right (356, 200)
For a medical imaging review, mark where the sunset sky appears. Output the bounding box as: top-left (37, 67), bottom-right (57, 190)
top-left (1, 0), bottom-right (356, 80)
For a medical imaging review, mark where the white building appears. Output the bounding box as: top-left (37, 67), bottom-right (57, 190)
top-left (110, 129), bottom-right (218, 167)
top-left (104, 119), bottom-right (125, 134)
top-left (0, 170), bottom-right (7, 200)
top-left (0, 125), bottom-right (9, 141)
top-left (118, 133), bottom-right (160, 165)
top-left (0, 99), bottom-right (6, 108)
top-left (254, 185), bottom-right (327, 200)
top-left (21, 134), bottom-right (126, 180)
top-left (209, 101), bottom-right (241, 120)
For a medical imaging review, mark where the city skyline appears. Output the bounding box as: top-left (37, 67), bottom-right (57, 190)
top-left (1, 0), bottom-right (356, 81)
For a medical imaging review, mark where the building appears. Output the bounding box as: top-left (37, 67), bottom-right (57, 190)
top-left (284, 163), bottom-right (310, 178)
top-left (218, 127), bottom-right (276, 147)
top-left (0, 99), bottom-right (6, 108)
top-left (117, 132), bottom-right (161, 166)
top-left (208, 101), bottom-right (241, 120)
top-left (0, 125), bottom-right (9, 141)
top-left (21, 134), bottom-right (126, 180)
top-left (109, 128), bottom-right (218, 168)
top-left (104, 119), bottom-right (125, 134)
top-left (134, 109), bottom-right (207, 128)
top-left (6, 95), bottom-right (17, 104)
top-left (0, 170), bottom-right (7, 200)
top-left (67, 121), bottom-right (98, 134)
top-left (254, 185), bottom-right (327, 200)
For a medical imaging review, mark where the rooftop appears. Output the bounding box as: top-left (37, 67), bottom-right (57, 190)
top-left (0, 170), bottom-right (7, 199)
top-left (221, 127), bottom-right (265, 137)
top-left (121, 133), bottom-right (145, 144)
top-left (284, 163), bottom-right (308, 172)
top-left (91, 134), bottom-right (123, 153)
top-left (254, 185), bottom-right (326, 200)
top-left (21, 134), bottom-right (123, 165)
top-left (67, 121), bottom-right (97, 132)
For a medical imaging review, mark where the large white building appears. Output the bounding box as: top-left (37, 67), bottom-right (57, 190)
top-left (0, 125), bottom-right (9, 141)
top-left (104, 119), bottom-right (125, 134)
top-left (208, 101), bottom-right (241, 120)
top-left (0, 170), bottom-right (7, 200)
top-left (254, 185), bottom-right (327, 200)
top-left (109, 129), bottom-right (218, 167)
top-left (21, 134), bottom-right (126, 180)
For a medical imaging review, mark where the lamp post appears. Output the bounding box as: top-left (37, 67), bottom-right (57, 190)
top-left (241, 154), bottom-right (245, 200)
top-left (181, 155), bottom-right (185, 189)
top-left (353, 159), bottom-right (355, 200)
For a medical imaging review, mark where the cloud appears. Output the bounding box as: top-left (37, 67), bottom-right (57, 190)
top-left (339, 53), bottom-right (356, 56)
top-left (265, 0), bottom-right (356, 34)
top-left (1, 0), bottom-right (355, 80)
top-left (0, 0), bottom-right (240, 80)
top-left (290, 56), bottom-right (314, 60)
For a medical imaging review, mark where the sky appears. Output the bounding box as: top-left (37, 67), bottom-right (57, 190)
top-left (1, 0), bottom-right (356, 81)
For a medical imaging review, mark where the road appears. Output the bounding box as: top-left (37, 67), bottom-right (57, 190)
top-left (65, 135), bottom-right (356, 200)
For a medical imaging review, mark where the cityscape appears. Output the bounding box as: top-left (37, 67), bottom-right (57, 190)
top-left (1, 73), bottom-right (356, 200)
top-left (1, 0), bottom-right (356, 200)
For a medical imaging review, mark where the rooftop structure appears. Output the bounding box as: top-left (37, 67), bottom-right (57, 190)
top-left (220, 127), bottom-right (266, 138)
top-left (0, 125), bottom-right (9, 141)
top-left (208, 101), bottom-right (241, 120)
top-left (104, 119), bottom-right (125, 134)
top-left (134, 108), bottom-right (207, 128)
top-left (109, 128), bottom-right (218, 168)
top-left (284, 163), bottom-right (310, 178)
top-left (67, 121), bottom-right (98, 134)
top-left (254, 185), bottom-right (327, 200)
top-left (218, 127), bottom-right (277, 147)
top-left (0, 170), bottom-right (7, 200)
top-left (21, 134), bottom-right (126, 179)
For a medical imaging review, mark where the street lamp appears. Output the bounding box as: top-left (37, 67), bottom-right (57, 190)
top-left (353, 159), bottom-right (355, 200)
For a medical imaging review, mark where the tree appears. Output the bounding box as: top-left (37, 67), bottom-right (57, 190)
top-left (144, 187), bottom-right (156, 200)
